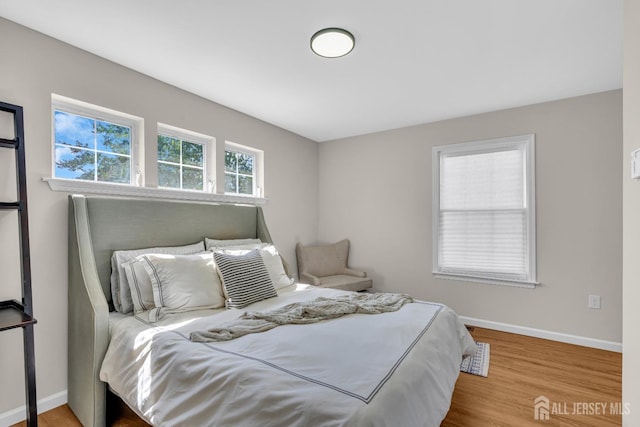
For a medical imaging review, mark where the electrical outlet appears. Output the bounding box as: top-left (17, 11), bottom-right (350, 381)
top-left (588, 294), bottom-right (601, 309)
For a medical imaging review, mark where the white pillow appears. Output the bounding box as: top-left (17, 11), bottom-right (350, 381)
top-left (204, 238), bottom-right (262, 251)
top-left (142, 252), bottom-right (225, 322)
top-left (215, 243), bottom-right (293, 290)
top-left (255, 244), bottom-right (294, 290)
top-left (110, 241), bottom-right (205, 313)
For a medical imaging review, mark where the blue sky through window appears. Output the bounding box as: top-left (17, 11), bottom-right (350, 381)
top-left (54, 110), bottom-right (131, 182)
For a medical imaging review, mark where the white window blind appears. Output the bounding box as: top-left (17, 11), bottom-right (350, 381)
top-left (432, 134), bottom-right (536, 287)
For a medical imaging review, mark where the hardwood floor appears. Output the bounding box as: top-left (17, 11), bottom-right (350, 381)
top-left (12, 327), bottom-right (621, 427)
top-left (442, 327), bottom-right (622, 426)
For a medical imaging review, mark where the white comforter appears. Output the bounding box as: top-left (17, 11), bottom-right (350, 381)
top-left (100, 285), bottom-right (476, 427)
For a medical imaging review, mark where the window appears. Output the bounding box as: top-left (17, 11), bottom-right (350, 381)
top-left (157, 135), bottom-right (205, 190)
top-left (224, 142), bottom-right (262, 197)
top-left (156, 124), bottom-right (215, 192)
top-left (432, 134), bottom-right (536, 287)
top-left (53, 96), bottom-right (141, 184)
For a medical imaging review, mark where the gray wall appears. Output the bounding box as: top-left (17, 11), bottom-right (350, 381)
top-left (319, 90), bottom-right (622, 343)
top-left (623, 0), bottom-right (640, 425)
top-left (0, 18), bottom-right (318, 414)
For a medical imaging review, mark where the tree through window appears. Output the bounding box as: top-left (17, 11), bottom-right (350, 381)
top-left (225, 149), bottom-right (255, 195)
top-left (157, 134), bottom-right (205, 190)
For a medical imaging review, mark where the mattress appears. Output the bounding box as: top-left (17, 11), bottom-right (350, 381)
top-left (101, 285), bottom-right (476, 426)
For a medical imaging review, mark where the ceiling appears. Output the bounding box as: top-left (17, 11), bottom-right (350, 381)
top-left (0, 0), bottom-right (622, 142)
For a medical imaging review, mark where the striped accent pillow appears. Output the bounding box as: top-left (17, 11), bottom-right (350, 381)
top-left (214, 249), bottom-right (277, 309)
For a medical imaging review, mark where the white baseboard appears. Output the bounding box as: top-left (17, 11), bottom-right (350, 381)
top-left (460, 316), bottom-right (622, 353)
top-left (0, 390), bottom-right (67, 427)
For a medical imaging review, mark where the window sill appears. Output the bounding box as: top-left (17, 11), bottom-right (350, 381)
top-left (433, 272), bottom-right (537, 289)
top-left (43, 178), bottom-right (267, 206)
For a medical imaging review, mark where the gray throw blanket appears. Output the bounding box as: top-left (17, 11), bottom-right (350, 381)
top-left (190, 292), bottom-right (413, 343)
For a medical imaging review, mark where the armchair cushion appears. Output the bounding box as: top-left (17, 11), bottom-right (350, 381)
top-left (317, 275), bottom-right (372, 292)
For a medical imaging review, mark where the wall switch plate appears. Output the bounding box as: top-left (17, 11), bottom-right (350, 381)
top-left (588, 294), bottom-right (601, 309)
top-left (632, 148), bottom-right (640, 179)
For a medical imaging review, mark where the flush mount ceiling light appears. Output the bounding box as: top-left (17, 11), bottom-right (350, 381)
top-left (310, 28), bottom-right (355, 58)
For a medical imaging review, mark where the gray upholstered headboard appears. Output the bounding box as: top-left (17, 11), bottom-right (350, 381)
top-left (67, 194), bottom-right (279, 427)
top-left (73, 195), bottom-right (275, 307)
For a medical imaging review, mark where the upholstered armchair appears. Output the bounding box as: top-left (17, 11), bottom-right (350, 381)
top-left (295, 239), bottom-right (372, 292)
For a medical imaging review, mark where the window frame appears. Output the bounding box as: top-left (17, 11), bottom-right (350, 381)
top-left (156, 123), bottom-right (214, 192)
top-left (224, 141), bottom-right (263, 197)
top-left (51, 94), bottom-right (143, 186)
top-left (47, 94), bottom-right (266, 206)
top-left (431, 134), bottom-right (537, 288)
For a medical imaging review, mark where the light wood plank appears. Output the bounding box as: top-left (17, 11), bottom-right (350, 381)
top-left (442, 327), bottom-right (622, 426)
top-left (10, 404), bottom-right (80, 427)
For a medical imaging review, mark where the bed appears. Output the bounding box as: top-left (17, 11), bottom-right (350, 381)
top-left (67, 194), bottom-right (476, 427)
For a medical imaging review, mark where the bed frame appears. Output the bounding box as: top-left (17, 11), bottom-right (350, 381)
top-left (67, 195), bottom-right (280, 427)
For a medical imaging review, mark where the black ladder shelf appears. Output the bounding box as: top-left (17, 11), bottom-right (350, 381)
top-left (0, 101), bottom-right (38, 426)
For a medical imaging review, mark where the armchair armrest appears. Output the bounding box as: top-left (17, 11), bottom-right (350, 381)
top-left (342, 268), bottom-right (367, 278)
top-left (300, 272), bottom-right (321, 286)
